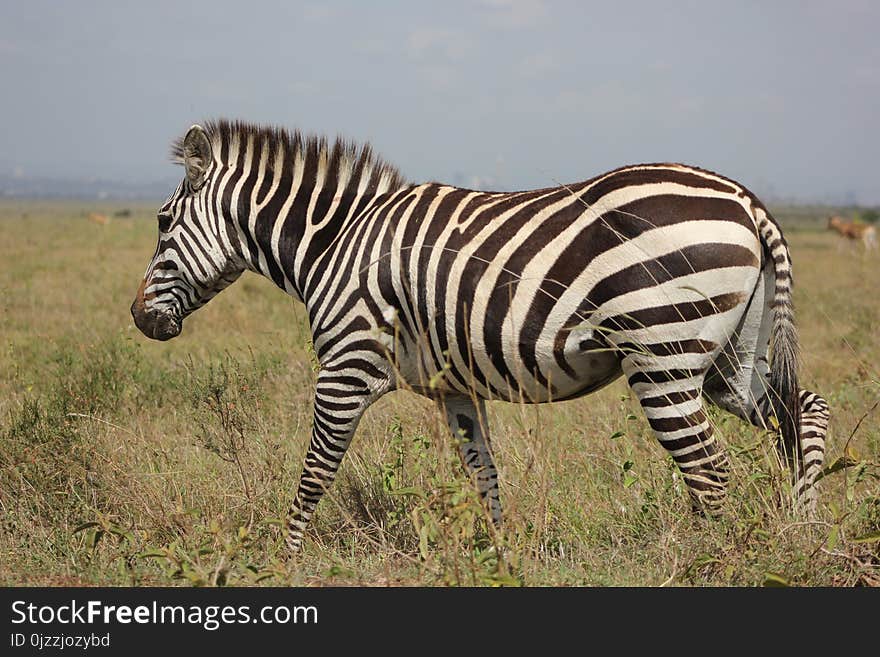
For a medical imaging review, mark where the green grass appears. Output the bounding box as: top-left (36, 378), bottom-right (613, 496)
top-left (1, 200), bottom-right (878, 586)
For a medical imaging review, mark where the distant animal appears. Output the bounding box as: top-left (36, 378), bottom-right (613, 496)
top-left (88, 212), bottom-right (110, 225)
top-left (827, 215), bottom-right (878, 250)
top-left (131, 119), bottom-right (830, 553)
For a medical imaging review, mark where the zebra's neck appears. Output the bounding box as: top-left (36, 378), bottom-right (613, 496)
top-left (205, 120), bottom-right (407, 301)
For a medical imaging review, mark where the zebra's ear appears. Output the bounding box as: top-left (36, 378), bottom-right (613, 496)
top-left (182, 125), bottom-right (212, 191)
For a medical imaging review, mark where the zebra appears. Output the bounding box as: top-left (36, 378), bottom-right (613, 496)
top-left (131, 119), bottom-right (829, 553)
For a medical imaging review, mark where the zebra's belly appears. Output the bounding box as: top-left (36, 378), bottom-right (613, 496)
top-left (397, 317), bottom-right (623, 403)
top-left (505, 344), bottom-right (623, 403)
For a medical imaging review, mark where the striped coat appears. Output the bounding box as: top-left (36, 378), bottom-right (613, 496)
top-left (131, 121), bottom-right (829, 552)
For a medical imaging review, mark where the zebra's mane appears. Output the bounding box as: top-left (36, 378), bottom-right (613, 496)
top-left (170, 119), bottom-right (408, 196)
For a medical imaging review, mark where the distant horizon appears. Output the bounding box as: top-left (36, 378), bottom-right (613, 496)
top-left (1, 169), bottom-right (877, 208)
top-left (0, 174), bottom-right (880, 210)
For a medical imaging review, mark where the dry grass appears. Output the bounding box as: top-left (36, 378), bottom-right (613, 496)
top-left (0, 200), bottom-right (878, 587)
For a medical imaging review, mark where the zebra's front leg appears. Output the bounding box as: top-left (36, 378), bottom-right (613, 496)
top-left (442, 396), bottom-right (502, 526)
top-left (285, 369), bottom-right (384, 553)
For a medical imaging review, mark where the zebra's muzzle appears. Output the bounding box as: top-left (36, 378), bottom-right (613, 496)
top-left (130, 302), bottom-right (182, 341)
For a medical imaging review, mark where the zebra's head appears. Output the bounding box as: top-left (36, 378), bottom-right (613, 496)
top-left (131, 124), bottom-right (244, 341)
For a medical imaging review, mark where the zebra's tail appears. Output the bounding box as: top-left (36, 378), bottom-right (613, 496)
top-left (754, 204), bottom-right (801, 466)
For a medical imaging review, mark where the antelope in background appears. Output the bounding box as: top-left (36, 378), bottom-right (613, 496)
top-left (827, 215), bottom-right (878, 251)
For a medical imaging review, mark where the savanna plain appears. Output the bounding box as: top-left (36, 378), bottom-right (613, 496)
top-left (1, 201), bottom-right (878, 586)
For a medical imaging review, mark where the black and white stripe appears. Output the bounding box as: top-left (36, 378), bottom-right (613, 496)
top-left (132, 120), bottom-right (829, 551)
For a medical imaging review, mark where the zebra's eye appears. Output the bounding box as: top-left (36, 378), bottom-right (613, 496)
top-left (157, 212), bottom-right (174, 232)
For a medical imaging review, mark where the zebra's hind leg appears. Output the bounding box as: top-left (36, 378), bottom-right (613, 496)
top-left (705, 361), bottom-right (830, 513)
top-left (624, 361), bottom-right (730, 515)
top-left (755, 386), bottom-right (830, 513)
top-left (442, 395), bottom-right (502, 526)
top-left (792, 389), bottom-right (830, 512)
top-left (702, 257), bottom-right (828, 513)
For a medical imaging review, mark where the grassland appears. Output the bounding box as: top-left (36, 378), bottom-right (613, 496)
top-left (0, 200), bottom-right (878, 586)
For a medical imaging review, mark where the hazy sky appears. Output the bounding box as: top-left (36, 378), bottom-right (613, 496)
top-left (2, 0), bottom-right (878, 203)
